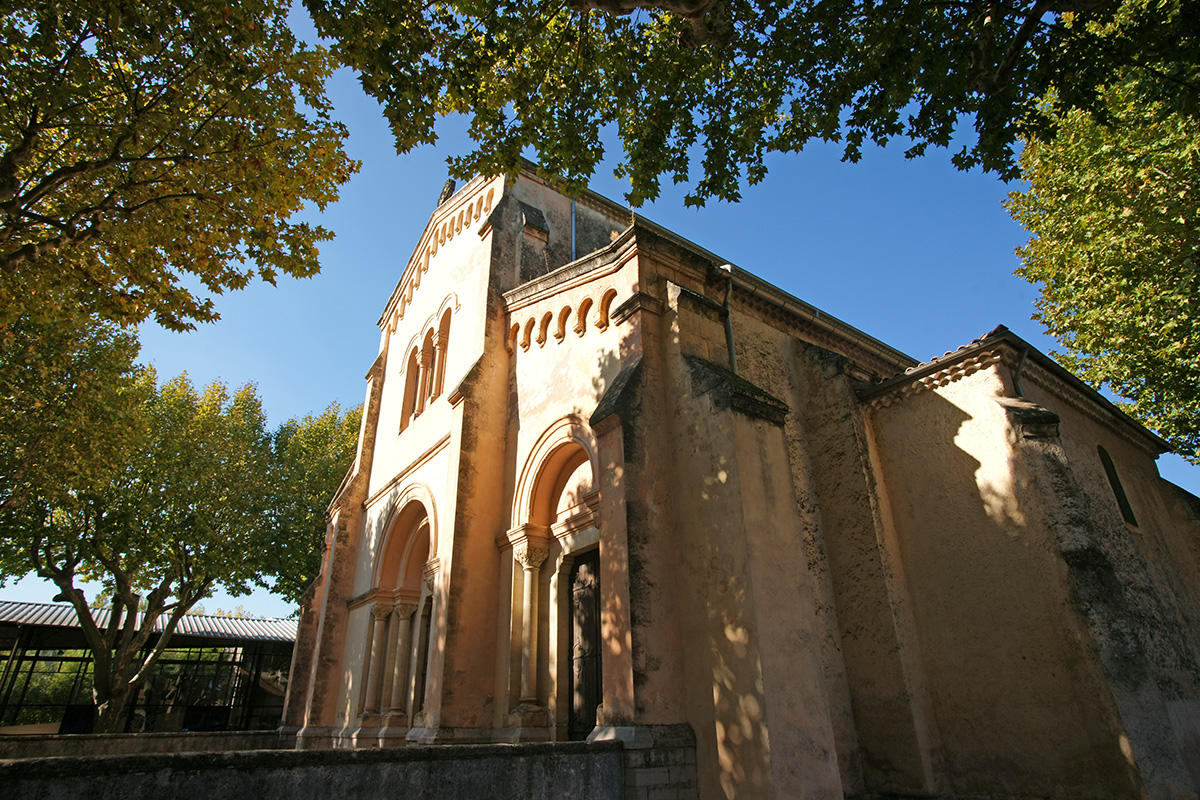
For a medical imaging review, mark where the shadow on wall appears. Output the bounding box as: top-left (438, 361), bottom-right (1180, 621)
top-left (346, 492), bottom-right (442, 735)
top-left (870, 387), bottom-right (1147, 798)
top-left (586, 346), bottom-right (627, 728)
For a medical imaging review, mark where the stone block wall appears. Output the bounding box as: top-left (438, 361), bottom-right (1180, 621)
top-left (619, 724), bottom-right (699, 800)
top-left (1, 740), bottom-right (627, 800)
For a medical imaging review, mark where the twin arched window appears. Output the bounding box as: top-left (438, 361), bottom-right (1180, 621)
top-left (400, 309), bottom-right (452, 432)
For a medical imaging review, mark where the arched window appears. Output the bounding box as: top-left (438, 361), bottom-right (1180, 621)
top-left (400, 347), bottom-right (420, 432)
top-left (434, 309), bottom-right (451, 397)
top-left (420, 329), bottom-right (436, 408)
top-left (1098, 445), bottom-right (1138, 526)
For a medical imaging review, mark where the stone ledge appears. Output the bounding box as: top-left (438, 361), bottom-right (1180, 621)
top-left (996, 396), bottom-right (1061, 440)
top-left (0, 729), bottom-right (291, 760)
top-left (684, 355), bottom-right (789, 426)
top-left (0, 738), bottom-right (625, 779)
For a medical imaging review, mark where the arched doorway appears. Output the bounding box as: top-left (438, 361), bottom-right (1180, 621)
top-left (568, 548), bottom-right (601, 740)
top-left (362, 495), bottom-right (436, 739)
top-left (505, 417), bottom-right (601, 740)
top-left (534, 443), bottom-right (603, 741)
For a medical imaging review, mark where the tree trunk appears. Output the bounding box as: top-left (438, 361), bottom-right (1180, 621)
top-left (93, 683), bottom-right (132, 734)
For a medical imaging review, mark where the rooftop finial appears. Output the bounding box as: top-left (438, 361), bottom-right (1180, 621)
top-left (438, 177), bottom-right (456, 206)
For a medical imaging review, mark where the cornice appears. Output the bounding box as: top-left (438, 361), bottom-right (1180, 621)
top-left (860, 330), bottom-right (1169, 456)
top-left (503, 226), bottom-right (636, 311)
top-left (377, 175), bottom-right (500, 330)
top-left (1016, 353), bottom-right (1167, 454)
top-left (860, 348), bottom-right (1004, 412)
top-left (364, 433), bottom-right (452, 511)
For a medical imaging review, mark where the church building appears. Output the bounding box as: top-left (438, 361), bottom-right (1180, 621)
top-left (284, 166), bottom-right (1200, 800)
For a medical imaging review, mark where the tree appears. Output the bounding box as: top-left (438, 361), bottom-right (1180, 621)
top-left (0, 369), bottom-right (275, 732)
top-left (0, 317), bottom-right (361, 730)
top-left (0, 315), bottom-right (141, 519)
top-left (1007, 82), bottom-right (1200, 462)
top-left (305, 0), bottom-right (1198, 206)
top-left (257, 403), bottom-right (362, 605)
top-left (1, 0), bottom-right (358, 332)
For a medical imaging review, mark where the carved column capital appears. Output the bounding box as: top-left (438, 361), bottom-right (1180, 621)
top-left (371, 602), bottom-right (392, 622)
top-left (422, 559), bottom-right (440, 594)
top-left (514, 542), bottom-right (549, 572)
top-left (392, 602), bottom-right (418, 621)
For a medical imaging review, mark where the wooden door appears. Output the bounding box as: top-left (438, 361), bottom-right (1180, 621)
top-left (569, 549), bottom-right (601, 740)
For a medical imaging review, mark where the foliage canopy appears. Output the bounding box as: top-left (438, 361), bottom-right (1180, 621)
top-left (305, 0), bottom-right (1198, 206)
top-left (0, 321), bottom-right (360, 730)
top-left (0, 315), bottom-right (140, 520)
top-left (258, 403), bottom-right (362, 606)
top-left (0, 0), bottom-right (357, 331)
top-left (1007, 82), bottom-right (1200, 463)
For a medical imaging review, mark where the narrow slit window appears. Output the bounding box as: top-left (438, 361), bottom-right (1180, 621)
top-left (1097, 445), bottom-right (1138, 526)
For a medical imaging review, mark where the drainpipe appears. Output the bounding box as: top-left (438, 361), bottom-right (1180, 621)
top-left (571, 200), bottom-right (577, 261)
top-left (1012, 347), bottom-right (1029, 398)
top-left (717, 264), bottom-right (738, 375)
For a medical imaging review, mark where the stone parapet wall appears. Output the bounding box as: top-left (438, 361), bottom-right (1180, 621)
top-left (0, 740), bottom-right (626, 800)
top-left (0, 730), bottom-right (292, 760)
top-left (615, 724), bottom-right (699, 800)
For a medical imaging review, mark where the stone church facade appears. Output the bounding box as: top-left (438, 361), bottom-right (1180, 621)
top-left (284, 167), bottom-right (1200, 800)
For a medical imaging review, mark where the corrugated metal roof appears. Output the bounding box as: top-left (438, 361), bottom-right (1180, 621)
top-left (0, 600), bottom-right (296, 642)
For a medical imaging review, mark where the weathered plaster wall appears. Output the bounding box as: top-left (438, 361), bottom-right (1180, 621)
top-left (596, 273), bottom-right (690, 729)
top-left (792, 342), bottom-right (942, 796)
top-left (867, 365), bottom-right (1145, 797)
top-left (655, 277), bottom-right (843, 800)
top-left (297, 350), bottom-right (387, 747)
top-left (729, 289), bottom-right (940, 796)
top-left (1009, 361), bottom-right (1200, 797)
top-left (280, 583), bottom-right (318, 732)
top-left (502, 173), bottom-right (628, 285)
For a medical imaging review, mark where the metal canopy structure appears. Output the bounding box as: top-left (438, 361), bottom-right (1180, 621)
top-left (0, 600), bottom-right (297, 735)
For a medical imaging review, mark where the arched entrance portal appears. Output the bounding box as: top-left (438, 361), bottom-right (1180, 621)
top-left (360, 495), bottom-right (437, 744)
top-left (504, 417), bottom-right (602, 741)
top-left (534, 443), bottom-right (603, 741)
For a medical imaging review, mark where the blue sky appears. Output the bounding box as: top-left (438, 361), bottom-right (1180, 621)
top-left (4, 24), bottom-right (1196, 618)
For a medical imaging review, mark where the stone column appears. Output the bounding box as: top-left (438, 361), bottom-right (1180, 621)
top-left (410, 568), bottom-right (438, 727)
top-left (362, 603), bottom-right (391, 717)
top-left (386, 603), bottom-right (418, 717)
top-left (515, 542), bottom-right (549, 706)
top-left (379, 610), bottom-right (398, 715)
top-left (415, 348), bottom-right (432, 414)
top-left (550, 553), bottom-right (576, 730)
top-left (431, 332), bottom-right (447, 398)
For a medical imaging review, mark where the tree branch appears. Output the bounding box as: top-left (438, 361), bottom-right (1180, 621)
top-left (0, 107), bottom-right (42, 204)
top-left (0, 217), bottom-right (104, 274)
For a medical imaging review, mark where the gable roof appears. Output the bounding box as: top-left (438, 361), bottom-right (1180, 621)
top-left (859, 325), bottom-right (1171, 455)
